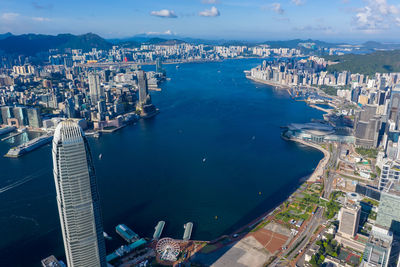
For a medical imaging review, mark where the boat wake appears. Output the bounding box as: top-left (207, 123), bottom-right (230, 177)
top-left (0, 169), bottom-right (47, 194)
top-left (10, 215), bottom-right (39, 226)
top-left (0, 176), bottom-right (35, 194)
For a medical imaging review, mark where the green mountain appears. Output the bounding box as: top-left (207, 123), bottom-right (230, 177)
top-left (0, 33), bottom-right (112, 55)
top-left (325, 50), bottom-right (400, 75)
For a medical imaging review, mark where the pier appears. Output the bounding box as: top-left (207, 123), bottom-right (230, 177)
top-left (183, 222), bottom-right (193, 241)
top-left (1, 131), bottom-right (24, 141)
top-left (4, 134), bottom-right (52, 158)
top-left (153, 221), bottom-right (165, 240)
top-left (0, 126), bottom-right (16, 136)
top-left (115, 224), bottom-right (139, 243)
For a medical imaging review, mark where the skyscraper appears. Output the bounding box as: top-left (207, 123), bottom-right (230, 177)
top-left (88, 73), bottom-right (104, 104)
top-left (27, 108), bottom-right (42, 128)
top-left (338, 204), bottom-right (361, 238)
top-left (376, 190), bottom-right (400, 235)
top-left (354, 105), bottom-right (381, 148)
top-left (52, 120), bottom-right (106, 267)
top-left (136, 70), bottom-right (150, 106)
top-left (155, 57), bottom-right (165, 76)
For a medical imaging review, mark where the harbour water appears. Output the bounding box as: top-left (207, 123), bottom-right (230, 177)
top-left (0, 59), bottom-right (324, 266)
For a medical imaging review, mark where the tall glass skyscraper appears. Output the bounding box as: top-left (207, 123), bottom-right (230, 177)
top-left (52, 120), bottom-right (107, 267)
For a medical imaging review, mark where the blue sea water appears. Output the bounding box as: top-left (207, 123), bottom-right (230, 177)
top-left (0, 59), bottom-right (323, 266)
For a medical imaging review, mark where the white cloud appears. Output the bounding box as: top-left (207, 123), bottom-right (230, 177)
top-left (199, 6), bottom-right (220, 17)
top-left (293, 25), bottom-right (335, 33)
top-left (1, 13), bottom-right (20, 21)
top-left (32, 17), bottom-right (51, 22)
top-left (271, 3), bottom-right (284, 14)
top-left (150, 9), bottom-right (177, 18)
top-left (202, 0), bottom-right (219, 3)
top-left (354, 0), bottom-right (400, 31)
top-left (291, 0), bottom-right (305, 6)
top-left (146, 30), bottom-right (175, 35)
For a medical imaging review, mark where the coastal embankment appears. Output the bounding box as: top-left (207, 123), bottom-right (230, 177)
top-left (290, 138), bottom-right (330, 182)
top-left (246, 75), bottom-right (290, 90)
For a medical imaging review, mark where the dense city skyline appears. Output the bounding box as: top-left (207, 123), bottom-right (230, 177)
top-left (1, 0), bottom-right (400, 41)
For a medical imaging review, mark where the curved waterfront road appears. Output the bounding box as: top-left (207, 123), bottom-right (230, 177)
top-left (271, 144), bottom-right (339, 266)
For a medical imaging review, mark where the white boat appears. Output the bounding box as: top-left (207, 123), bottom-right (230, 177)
top-left (202, 158), bottom-right (207, 163)
top-left (103, 232), bottom-right (112, 240)
top-left (99, 154), bottom-right (103, 160)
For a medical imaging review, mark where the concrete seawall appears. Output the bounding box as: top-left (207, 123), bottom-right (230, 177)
top-left (290, 138), bottom-right (330, 182)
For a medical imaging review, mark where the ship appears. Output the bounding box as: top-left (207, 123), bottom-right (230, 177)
top-left (5, 134), bottom-right (53, 158)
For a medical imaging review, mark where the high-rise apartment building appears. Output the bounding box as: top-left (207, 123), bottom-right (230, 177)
top-left (88, 73), bottom-right (104, 104)
top-left (52, 120), bottom-right (106, 267)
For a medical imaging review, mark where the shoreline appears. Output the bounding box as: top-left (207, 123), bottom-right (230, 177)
top-left (246, 75), bottom-right (291, 90)
top-left (205, 76), bottom-right (331, 254)
top-left (289, 138), bottom-right (330, 182)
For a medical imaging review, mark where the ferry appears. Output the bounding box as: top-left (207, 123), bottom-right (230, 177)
top-left (103, 231), bottom-right (112, 240)
top-left (5, 134), bottom-right (53, 158)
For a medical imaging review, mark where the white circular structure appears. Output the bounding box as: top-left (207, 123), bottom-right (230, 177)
top-left (347, 192), bottom-right (362, 202)
top-left (156, 238), bottom-right (180, 262)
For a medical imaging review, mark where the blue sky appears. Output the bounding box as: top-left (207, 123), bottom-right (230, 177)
top-left (1, 0), bottom-right (400, 42)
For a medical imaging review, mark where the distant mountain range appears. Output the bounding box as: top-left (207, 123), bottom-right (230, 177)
top-left (1, 32), bottom-right (400, 56)
top-left (0, 33), bottom-right (112, 55)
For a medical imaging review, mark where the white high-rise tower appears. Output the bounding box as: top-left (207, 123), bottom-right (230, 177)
top-left (52, 120), bottom-right (106, 267)
top-left (88, 73), bottom-right (104, 104)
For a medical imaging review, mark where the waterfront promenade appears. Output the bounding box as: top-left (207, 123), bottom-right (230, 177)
top-left (291, 138), bottom-right (330, 182)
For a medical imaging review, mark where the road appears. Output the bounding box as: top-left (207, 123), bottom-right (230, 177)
top-left (323, 143), bottom-right (339, 199)
top-left (271, 143), bottom-right (340, 266)
top-left (270, 207), bottom-right (324, 266)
